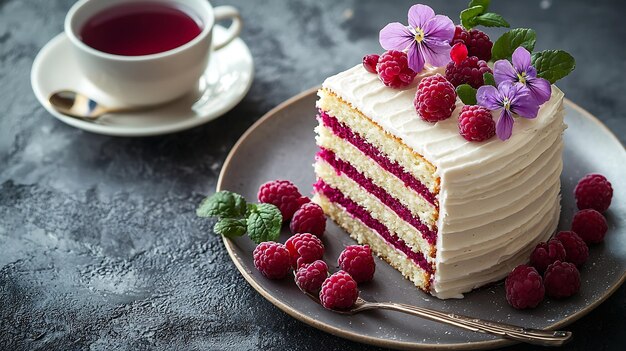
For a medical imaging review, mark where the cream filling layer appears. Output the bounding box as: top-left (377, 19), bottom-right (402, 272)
top-left (315, 160), bottom-right (435, 262)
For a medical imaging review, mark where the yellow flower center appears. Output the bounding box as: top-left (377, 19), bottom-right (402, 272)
top-left (414, 27), bottom-right (425, 43)
top-left (517, 71), bottom-right (527, 85)
top-left (503, 97), bottom-right (511, 111)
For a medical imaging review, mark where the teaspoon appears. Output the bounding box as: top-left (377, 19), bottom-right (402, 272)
top-left (48, 90), bottom-right (146, 119)
top-left (294, 274), bottom-right (572, 347)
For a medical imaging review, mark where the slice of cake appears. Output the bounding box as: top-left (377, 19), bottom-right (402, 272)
top-left (312, 3), bottom-right (573, 299)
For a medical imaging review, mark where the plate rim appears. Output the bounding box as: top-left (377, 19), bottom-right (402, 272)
top-left (216, 86), bottom-right (626, 350)
top-left (30, 29), bottom-right (254, 137)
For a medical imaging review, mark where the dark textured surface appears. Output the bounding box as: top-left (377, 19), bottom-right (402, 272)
top-left (0, 0), bottom-right (624, 350)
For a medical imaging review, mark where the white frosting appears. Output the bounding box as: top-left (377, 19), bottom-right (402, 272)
top-left (322, 65), bottom-right (566, 299)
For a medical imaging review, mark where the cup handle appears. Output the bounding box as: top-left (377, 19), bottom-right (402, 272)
top-left (212, 6), bottom-right (242, 51)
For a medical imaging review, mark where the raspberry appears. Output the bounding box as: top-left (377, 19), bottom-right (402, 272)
top-left (295, 260), bottom-right (328, 293)
top-left (450, 27), bottom-right (492, 61)
top-left (253, 242), bottom-right (291, 279)
top-left (554, 231), bottom-right (589, 267)
top-left (319, 271), bottom-right (359, 310)
top-left (285, 233), bottom-right (324, 268)
top-left (458, 105), bottom-right (496, 141)
top-left (414, 74), bottom-right (457, 122)
top-left (338, 245), bottom-right (376, 283)
top-left (290, 202), bottom-right (326, 238)
top-left (571, 209), bottom-right (608, 244)
top-left (451, 25), bottom-right (470, 47)
top-left (505, 265), bottom-right (545, 309)
top-left (445, 56), bottom-right (491, 88)
top-left (544, 261), bottom-right (580, 299)
top-left (376, 50), bottom-right (417, 88)
top-left (362, 54), bottom-right (379, 74)
top-left (574, 174), bottom-right (613, 212)
top-left (258, 180), bottom-right (310, 221)
top-left (529, 239), bottom-right (567, 273)
top-left (467, 29), bottom-right (493, 61)
top-left (450, 42), bottom-right (468, 65)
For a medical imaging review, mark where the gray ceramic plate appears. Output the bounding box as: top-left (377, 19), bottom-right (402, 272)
top-left (217, 87), bottom-right (626, 350)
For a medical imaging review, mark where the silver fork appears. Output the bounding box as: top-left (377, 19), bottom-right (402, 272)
top-left (295, 281), bottom-right (572, 347)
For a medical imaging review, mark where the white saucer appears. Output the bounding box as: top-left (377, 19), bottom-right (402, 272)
top-left (31, 26), bottom-right (254, 137)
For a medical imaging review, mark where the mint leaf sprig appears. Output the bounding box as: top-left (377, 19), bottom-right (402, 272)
top-left (461, 0), bottom-right (510, 30)
top-left (246, 203), bottom-right (282, 244)
top-left (197, 190), bottom-right (247, 218)
top-left (197, 190), bottom-right (282, 243)
top-left (531, 50), bottom-right (576, 84)
top-left (491, 28), bottom-right (536, 61)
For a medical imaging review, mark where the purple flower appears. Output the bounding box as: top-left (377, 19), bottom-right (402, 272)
top-left (379, 4), bottom-right (455, 73)
top-left (493, 47), bottom-right (552, 105)
top-left (477, 82), bottom-right (540, 141)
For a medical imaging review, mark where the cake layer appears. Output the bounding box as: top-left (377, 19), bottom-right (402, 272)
top-left (317, 89), bottom-right (439, 194)
top-left (318, 110), bottom-right (437, 207)
top-left (315, 123), bottom-right (438, 226)
top-left (314, 193), bottom-right (431, 290)
top-left (315, 160), bottom-right (435, 260)
top-left (316, 148), bottom-right (437, 245)
top-left (313, 184), bottom-right (432, 284)
top-left (314, 181), bottom-right (433, 273)
top-left (314, 194), bottom-right (431, 290)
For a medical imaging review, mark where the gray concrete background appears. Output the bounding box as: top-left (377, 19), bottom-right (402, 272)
top-left (1, 0), bottom-right (624, 350)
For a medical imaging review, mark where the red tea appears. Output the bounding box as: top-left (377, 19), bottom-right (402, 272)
top-left (80, 2), bottom-right (203, 56)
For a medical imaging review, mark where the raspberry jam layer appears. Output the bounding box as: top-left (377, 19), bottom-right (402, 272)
top-left (315, 180), bottom-right (433, 274)
top-left (318, 110), bottom-right (437, 206)
top-left (317, 148), bottom-right (437, 244)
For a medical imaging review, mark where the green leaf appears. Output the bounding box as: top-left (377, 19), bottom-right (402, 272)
top-left (246, 203), bottom-right (257, 216)
top-left (483, 72), bottom-right (496, 87)
top-left (460, 5), bottom-right (484, 29)
top-left (469, 0), bottom-right (490, 10)
top-left (214, 218), bottom-right (247, 238)
top-left (475, 12), bottom-right (510, 28)
top-left (531, 50), bottom-right (576, 84)
top-left (491, 28), bottom-right (536, 61)
top-left (246, 203), bottom-right (282, 244)
top-left (196, 190), bottom-right (247, 218)
top-left (456, 84), bottom-right (478, 105)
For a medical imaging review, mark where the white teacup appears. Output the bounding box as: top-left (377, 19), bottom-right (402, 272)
top-left (65, 0), bottom-right (242, 106)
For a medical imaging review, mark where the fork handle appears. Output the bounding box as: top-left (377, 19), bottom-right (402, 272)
top-left (369, 302), bottom-right (571, 347)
